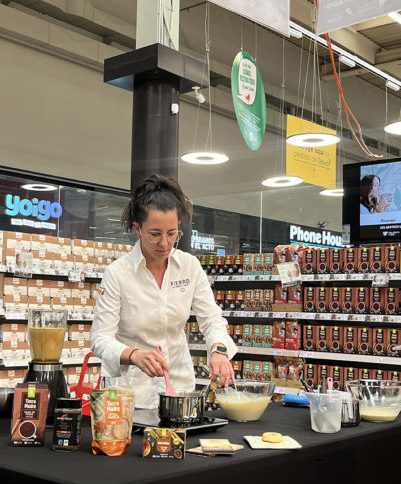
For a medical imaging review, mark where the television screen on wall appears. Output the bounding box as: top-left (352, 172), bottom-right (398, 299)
top-left (343, 158), bottom-right (401, 244)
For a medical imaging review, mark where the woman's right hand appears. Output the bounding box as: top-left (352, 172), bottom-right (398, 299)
top-left (377, 194), bottom-right (391, 212)
top-left (130, 350), bottom-right (170, 378)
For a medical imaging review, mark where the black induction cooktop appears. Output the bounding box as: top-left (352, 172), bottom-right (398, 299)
top-left (132, 409), bottom-right (228, 433)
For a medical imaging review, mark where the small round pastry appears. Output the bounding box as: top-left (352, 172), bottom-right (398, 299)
top-left (262, 432), bottom-right (283, 443)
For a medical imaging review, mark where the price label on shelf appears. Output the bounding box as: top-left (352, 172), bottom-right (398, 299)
top-left (222, 311), bottom-right (230, 317)
top-left (319, 274), bottom-right (330, 281)
top-left (274, 312), bottom-right (286, 319)
top-left (246, 312), bottom-right (255, 318)
top-left (319, 313), bottom-right (332, 321)
top-left (376, 357), bottom-right (383, 363)
top-left (219, 275), bottom-right (229, 281)
top-left (307, 313), bottom-right (317, 320)
top-left (390, 273), bottom-right (401, 280)
top-left (302, 275), bottom-right (314, 282)
top-left (372, 273), bottom-right (390, 287)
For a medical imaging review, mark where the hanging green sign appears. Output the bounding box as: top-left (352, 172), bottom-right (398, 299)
top-left (231, 51), bottom-right (266, 151)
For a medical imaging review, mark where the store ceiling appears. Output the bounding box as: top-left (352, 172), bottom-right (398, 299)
top-left (4, 0), bottom-right (401, 233)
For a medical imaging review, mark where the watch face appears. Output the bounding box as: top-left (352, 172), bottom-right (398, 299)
top-left (216, 346), bottom-right (227, 353)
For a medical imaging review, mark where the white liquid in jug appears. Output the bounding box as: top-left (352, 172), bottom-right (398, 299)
top-left (29, 327), bottom-right (66, 362)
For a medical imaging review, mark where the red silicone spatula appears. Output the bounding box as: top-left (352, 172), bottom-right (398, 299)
top-left (156, 344), bottom-right (178, 397)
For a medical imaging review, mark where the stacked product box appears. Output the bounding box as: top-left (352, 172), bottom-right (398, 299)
top-left (241, 324), bottom-right (272, 348)
top-left (275, 244), bottom-right (400, 274)
top-left (304, 363), bottom-right (398, 390)
top-left (271, 321), bottom-right (301, 350)
top-left (303, 286), bottom-right (401, 314)
top-left (302, 324), bottom-right (401, 357)
top-left (1, 231), bottom-right (133, 273)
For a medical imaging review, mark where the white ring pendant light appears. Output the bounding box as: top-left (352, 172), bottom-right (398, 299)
top-left (181, 152), bottom-right (229, 165)
top-left (261, 176), bottom-right (303, 188)
top-left (320, 188), bottom-right (344, 197)
top-left (21, 183), bottom-right (57, 191)
top-left (384, 121), bottom-right (401, 135)
top-left (286, 133), bottom-right (341, 147)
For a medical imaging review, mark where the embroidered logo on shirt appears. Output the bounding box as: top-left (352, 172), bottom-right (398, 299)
top-left (98, 287), bottom-right (105, 295)
top-left (170, 279), bottom-right (190, 289)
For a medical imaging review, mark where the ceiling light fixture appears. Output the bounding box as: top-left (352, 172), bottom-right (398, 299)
top-left (286, 133), bottom-right (341, 147)
top-left (21, 183), bottom-right (57, 192)
top-left (290, 20), bottom-right (401, 92)
top-left (261, 176), bottom-right (303, 188)
top-left (181, 152), bottom-right (229, 165)
top-left (338, 54), bottom-right (356, 68)
top-left (289, 27), bottom-right (303, 39)
top-left (385, 80), bottom-right (400, 92)
top-left (320, 188), bottom-right (344, 197)
top-left (384, 121), bottom-right (401, 135)
top-left (107, 218), bottom-right (121, 222)
top-left (388, 11), bottom-right (401, 24)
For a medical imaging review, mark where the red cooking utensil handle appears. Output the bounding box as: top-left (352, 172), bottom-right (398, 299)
top-left (77, 352), bottom-right (96, 387)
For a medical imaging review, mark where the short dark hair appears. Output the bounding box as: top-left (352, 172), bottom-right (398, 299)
top-left (121, 175), bottom-right (192, 232)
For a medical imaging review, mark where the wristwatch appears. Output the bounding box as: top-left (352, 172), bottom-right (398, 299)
top-left (211, 345), bottom-right (228, 356)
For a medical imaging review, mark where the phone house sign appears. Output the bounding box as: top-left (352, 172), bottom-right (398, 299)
top-left (289, 224), bottom-right (342, 248)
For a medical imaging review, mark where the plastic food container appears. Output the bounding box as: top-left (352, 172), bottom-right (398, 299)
top-left (346, 380), bottom-right (401, 422)
top-left (304, 392), bottom-right (343, 433)
top-left (214, 382), bottom-right (275, 422)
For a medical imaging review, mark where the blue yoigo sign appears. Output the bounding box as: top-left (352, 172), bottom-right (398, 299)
top-left (5, 194), bottom-right (63, 221)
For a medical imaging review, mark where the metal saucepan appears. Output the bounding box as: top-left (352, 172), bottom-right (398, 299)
top-left (159, 392), bottom-right (205, 425)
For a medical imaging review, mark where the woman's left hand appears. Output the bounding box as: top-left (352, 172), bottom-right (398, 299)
top-left (209, 353), bottom-right (235, 387)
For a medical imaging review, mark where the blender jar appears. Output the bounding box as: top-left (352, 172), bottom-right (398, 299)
top-left (28, 310), bottom-right (68, 363)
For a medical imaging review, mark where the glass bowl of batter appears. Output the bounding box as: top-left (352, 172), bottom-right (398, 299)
top-left (346, 380), bottom-right (401, 422)
top-left (214, 382), bottom-right (275, 422)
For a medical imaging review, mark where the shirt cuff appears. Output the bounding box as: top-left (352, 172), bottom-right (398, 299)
top-left (98, 340), bottom-right (130, 378)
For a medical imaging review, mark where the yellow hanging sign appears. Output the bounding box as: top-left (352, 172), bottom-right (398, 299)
top-left (286, 114), bottom-right (337, 189)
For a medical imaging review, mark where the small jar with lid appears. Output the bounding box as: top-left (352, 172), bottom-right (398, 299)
top-left (52, 397), bottom-right (82, 452)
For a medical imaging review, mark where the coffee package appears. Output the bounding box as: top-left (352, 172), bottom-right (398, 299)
top-left (387, 329), bottom-right (401, 357)
top-left (304, 364), bottom-right (318, 388)
top-left (285, 321), bottom-right (301, 350)
top-left (384, 288), bottom-right (399, 314)
top-left (329, 287), bottom-right (342, 313)
top-left (330, 366), bottom-right (344, 391)
top-left (371, 369), bottom-right (387, 381)
top-left (287, 284), bottom-right (302, 304)
top-left (355, 287), bottom-right (369, 314)
top-left (359, 368), bottom-right (372, 380)
top-left (357, 327), bottom-right (372, 355)
top-left (272, 321), bottom-right (286, 349)
top-left (369, 246), bottom-right (384, 273)
top-left (303, 287), bottom-right (316, 312)
top-left (341, 287), bottom-right (355, 313)
top-left (330, 249), bottom-right (344, 273)
top-left (316, 249), bottom-right (330, 274)
top-left (344, 327), bottom-right (357, 354)
top-left (344, 367), bottom-right (358, 384)
top-left (357, 247), bottom-right (370, 273)
top-left (329, 326), bottom-right (343, 353)
top-left (303, 324), bottom-right (317, 351)
top-left (384, 245), bottom-right (400, 272)
top-left (11, 382), bottom-right (48, 446)
top-left (370, 287), bottom-right (384, 314)
top-left (344, 248), bottom-right (358, 273)
top-left (316, 287), bottom-right (329, 313)
top-left (372, 328), bottom-right (388, 356)
top-left (316, 325), bottom-right (329, 352)
top-left (298, 248), bottom-right (316, 274)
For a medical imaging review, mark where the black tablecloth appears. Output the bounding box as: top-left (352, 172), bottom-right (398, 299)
top-left (1, 404), bottom-right (400, 484)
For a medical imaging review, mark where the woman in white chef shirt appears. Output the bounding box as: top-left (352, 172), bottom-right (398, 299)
top-left (91, 175), bottom-right (237, 409)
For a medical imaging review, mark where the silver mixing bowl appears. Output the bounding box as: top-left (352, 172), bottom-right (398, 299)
top-left (0, 388), bottom-right (15, 417)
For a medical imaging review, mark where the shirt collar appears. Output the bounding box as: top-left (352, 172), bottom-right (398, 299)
top-left (130, 240), bottom-right (182, 272)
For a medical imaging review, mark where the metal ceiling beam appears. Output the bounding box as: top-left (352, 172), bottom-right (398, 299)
top-left (291, 0), bottom-right (379, 63)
